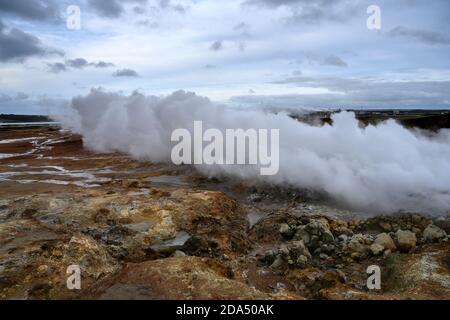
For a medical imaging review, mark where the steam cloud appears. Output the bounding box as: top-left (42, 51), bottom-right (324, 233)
top-left (60, 89), bottom-right (450, 215)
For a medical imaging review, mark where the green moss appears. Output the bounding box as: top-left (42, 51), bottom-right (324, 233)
top-left (382, 253), bottom-right (415, 292)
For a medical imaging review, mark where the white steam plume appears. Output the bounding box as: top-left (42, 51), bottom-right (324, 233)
top-left (60, 88), bottom-right (450, 215)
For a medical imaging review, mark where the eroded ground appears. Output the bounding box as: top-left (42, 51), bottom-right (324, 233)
top-left (0, 125), bottom-right (449, 300)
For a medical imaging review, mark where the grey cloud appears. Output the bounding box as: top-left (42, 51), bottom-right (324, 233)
top-left (67, 58), bottom-right (89, 69)
top-left (320, 55), bottom-right (348, 67)
top-left (47, 58), bottom-right (115, 73)
top-left (0, 94), bottom-right (12, 103)
top-left (232, 22), bottom-right (251, 52)
top-left (237, 41), bottom-right (246, 51)
top-left (172, 4), bottom-right (187, 14)
top-left (272, 75), bottom-right (386, 91)
top-left (0, 0), bottom-right (60, 21)
top-left (245, 0), bottom-right (356, 25)
top-left (113, 68), bottom-right (139, 77)
top-left (244, 0), bottom-right (323, 8)
top-left (47, 62), bottom-right (67, 73)
top-left (296, 52), bottom-right (348, 67)
top-left (67, 58), bottom-right (114, 69)
top-left (0, 91), bottom-right (68, 114)
top-left (89, 0), bottom-right (124, 18)
top-left (94, 61), bottom-right (115, 68)
top-left (388, 26), bottom-right (450, 46)
top-left (133, 6), bottom-right (146, 14)
top-left (89, 0), bottom-right (148, 18)
top-left (0, 95), bottom-right (68, 115)
top-left (204, 64), bottom-right (216, 69)
top-left (289, 5), bottom-right (337, 25)
top-left (245, 75), bottom-right (450, 108)
top-left (234, 22), bottom-right (251, 32)
top-left (233, 22), bottom-right (251, 50)
top-left (158, 0), bottom-right (187, 14)
top-left (137, 19), bottom-right (160, 28)
top-left (16, 92), bottom-right (29, 100)
top-left (209, 40), bottom-right (223, 51)
top-left (159, 0), bottom-right (171, 8)
top-left (0, 20), bottom-right (62, 63)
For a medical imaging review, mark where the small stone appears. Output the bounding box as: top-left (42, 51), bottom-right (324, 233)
top-left (335, 269), bottom-right (347, 283)
top-left (383, 249), bottom-right (392, 258)
top-left (289, 240), bottom-right (312, 259)
top-left (319, 253), bottom-right (329, 260)
top-left (270, 255), bottom-right (284, 269)
top-left (348, 234), bottom-right (368, 252)
top-left (278, 223), bottom-right (291, 237)
top-left (28, 283), bottom-right (52, 299)
top-left (264, 249), bottom-right (275, 261)
top-left (296, 255), bottom-right (308, 266)
top-left (370, 243), bottom-right (384, 256)
top-left (321, 230), bottom-right (335, 244)
top-left (396, 229), bottom-right (416, 252)
top-left (127, 180), bottom-right (140, 188)
top-left (350, 252), bottom-right (361, 260)
top-left (346, 234), bottom-right (370, 260)
top-left (338, 234), bottom-right (348, 242)
top-left (303, 219), bottom-right (335, 245)
top-left (423, 224), bottom-right (447, 243)
top-left (279, 223), bottom-right (295, 239)
top-left (279, 244), bottom-right (289, 256)
top-left (411, 215), bottom-right (422, 224)
top-left (321, 243), bottom-right (335, 254)
top-left (172, 250), bottom-right (186, 257)
top-left (434, 217), bottom-right (450, 233)
top-left (51, 248), bottom-right (63, 258)
top-left (293, 226), bottom-right (310, 244)
top-left (379, 221), bottom-right (392, 232)
top-left (37, 265), bottom-right (51, 277)
top-left (374, 233), bottom-right (396, 251)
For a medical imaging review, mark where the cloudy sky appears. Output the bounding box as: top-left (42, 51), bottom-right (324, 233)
top-left (0, 0), bottom-right (449, 114)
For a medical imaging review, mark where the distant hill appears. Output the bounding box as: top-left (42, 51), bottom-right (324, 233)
top-left (291, 109), bottom-right (450, 130)
top-left (0, 114), bottom-right (53, 123)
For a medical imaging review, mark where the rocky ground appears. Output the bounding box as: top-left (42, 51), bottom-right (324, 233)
top-left (0, 125), bottom-right (449, 300)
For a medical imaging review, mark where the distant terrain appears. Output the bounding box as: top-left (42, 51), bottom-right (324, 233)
top-left (292, 109), bottom-right (450, 130)
top-left (2, 109), bottom-right (450, 129)
top-left (0, 114), bottom-right (53, 123)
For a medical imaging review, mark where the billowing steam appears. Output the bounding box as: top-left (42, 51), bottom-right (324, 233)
top-left (60, 88), bottom-right (450, 214)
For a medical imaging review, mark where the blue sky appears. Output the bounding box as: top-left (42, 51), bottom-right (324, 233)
top-left (0, 0), bottom-right (450, 114)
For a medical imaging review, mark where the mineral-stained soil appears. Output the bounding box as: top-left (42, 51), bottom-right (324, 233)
top-left (0, 125), bottom-right (449, 300)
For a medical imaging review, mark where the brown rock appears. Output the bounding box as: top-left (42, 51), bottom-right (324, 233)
top-left (423, 224), bottom-right (447, 243)
top-left (370, 243), bottom-right (384, 256)
top-left (89, 257), bottom-right (300, 300)
top-left (374, 233), bottom-right (396, 251)
top-left (395, 230), bottom-right (416, 252)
